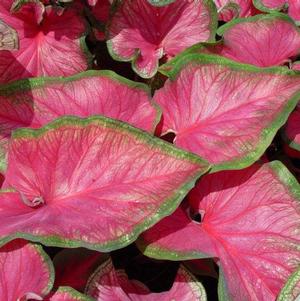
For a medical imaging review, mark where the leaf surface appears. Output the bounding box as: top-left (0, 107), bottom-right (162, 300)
top-left (86, 258), bottom-right (207, 300)
top-left (107, 0), bottom-right (217, 78)
top-left (0, 116), bottom-right (209, 251)
top-left (155, 54), bottom-right (300, 171)
top-left (0, 70), bottom-right (159, 170)
top-left (138, 162), bottom-right (300, 301)
top-left (0, 1), bottom-right (88, 83)
top-left (283, 107), bottom-right (300, 152)
top-left (46, 287), bottom-right (94, 301)
top-left (0, 239), bottom-right (54, 300)
top-left (217, 14), bottom-right (300, 67)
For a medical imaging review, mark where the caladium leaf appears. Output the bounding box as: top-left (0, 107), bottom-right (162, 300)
top-left (0, 19), bottom-right (19, 50)
top-left (0, 70), bottom-right (159, 171)
top-left (277, 266), bottom-right (300, 301)
top-left (85, 258), bottom-right (207, 300)
top-left (54, 248), bottom-right (108, 292)
top-left (155, 54), bottom-right (300, 172)
top-left (107, 0), bottom-right (217, 78)
top-left (254, 0), bottom-right (300, 23)
top-left (283, 108), bottom-right (300, 152)
top-left (214, 0), bottom-right (256, 21)
top-left (0, 0), bottom-right (89, 83)
top-left (217, 13), bottom-right (300, 67)
top-left (46, 287), bottom-right (94, 301)
top-left (138, 161), bottom-right (300, 301)
top-left (0, 115), bottom-right (209, 251)
top-left (0, 239), bottom-right (54, 300)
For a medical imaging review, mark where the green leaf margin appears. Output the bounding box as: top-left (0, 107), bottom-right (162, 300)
top-left (52, 286), bottom-right (95, 300)
top-left (0, 70), bottom-right (162, 171)
top-left (277, 266), bottom-right (300, 301)
top-left (158, 53), bottom-right (300, 173)
top-left (137, 161), bottom-right (300, 261)
top-left (0, 115), bottom-right (210, 252)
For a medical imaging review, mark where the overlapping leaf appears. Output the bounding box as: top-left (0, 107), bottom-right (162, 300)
top-left (85, 258), bottom-right (207, 300)
top-left (0, 0), bottom-right (89, 83)
top-left (213, 0), bottom-right (256, 21)
top-left (0, 239), bottom-right (54, 300)
top-left (46, 287), bottom-right (94, 301)
top-left (0, 71), bottom-right (159, 170)
top-left (107, 0), bottom-right (217, 78)
top-left (0, 116), bottom-right (208, 251)
top-left (254, 0), bottom-right (300, 23)
top-left (283, 107), bottom-right (300, 152)
top-left (155, 54), bottom-right (300, 171)
top-left (0, 19), bottom-right (18, 50)
top-left (138, 162), bottom-right (300, 301)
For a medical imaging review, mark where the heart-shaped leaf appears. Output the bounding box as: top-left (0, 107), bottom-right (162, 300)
top-left (0, 116), bottom-right (209, 251)
top-left (138, 161), bottom-right (300, 301)
top-left (0, 70), bottom-right (159, 171)
top-left (217, 13), bottom-right (300, 67)
top-left (107, 0), bottom-right (217, 78)
top-left (0, 0), bottom-right (89, 83)
top-left (85, 258), bottom-right (207, 300)
top-left (0, 239), bottom-right (54, 300)
top-left (155, 54), bottom-right (300, 172)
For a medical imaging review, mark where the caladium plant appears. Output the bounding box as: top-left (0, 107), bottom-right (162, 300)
top-left (0, 0), bottom-right (298, 300)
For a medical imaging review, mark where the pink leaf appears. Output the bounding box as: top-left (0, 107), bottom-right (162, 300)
top-left (86, 258), bottom-right (207, 300)
top-left (0, 70), bottom-right (159, 169)
top-left (138, 162), bottom-right (300, 301)
top-left (53, 248), bottom-right (108, 292)
top-left (0, 239), bottom-right (54, 300)
top-left (217, 14), bottom-right (300, 67)
top-left (0, 116), bottom-right (208, 251)
top-left (155, 55), bottom-right (300, 171)
top-left (0, 1), bottom-right (88, 83)
top-left (283, 107), bottom-right (300, 152)
top-left (46, 287), bottom-right (93, 301)
top-left (214, 0), bottom-right (257, 21)
top-left (107, 0), bottom-right (217, 78)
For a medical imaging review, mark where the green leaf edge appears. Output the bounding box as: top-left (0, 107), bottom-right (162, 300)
top-left (106, 0), bottom-right (218, 78)
top-left (217, 267), bottom-right (232, 301)
top-left (147, 0), bottom-right (176, 6)
top-left (217, 12), bottom-right (300, 36)
top-left (253, 0), bottom-right (288, 13)
top-left (0, 69), bottom-right (161, 134)
top-left (30, 241), bottom-right (55, 297)
top-left (137, 160), bottom-right (300, 262)
top-left (0, 115), bottom-right (210, 252)
top-left (277, 266), bottom-right (300, 301)
top-left (158, 53), bottom-right (300, 173)
top-left (54, 286), bottom-right (95, 300)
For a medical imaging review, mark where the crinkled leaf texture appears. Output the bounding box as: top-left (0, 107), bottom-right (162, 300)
top-left (0, 116), bottom-right (209, 251)
top-left (217, 13), bottom-right (300, 67)
top-left (155, 54), bottom-right (300, 172)
top-left (46, 287), bottom-right (94, 301)
top-left (0, 239), bottom-right (54, 300)
top-left (284, 107), bottom-right (300, 152)
top-left (0, 0), bottom-right (88, 83)
top-left (0, 19), bottom-right (19, 50)
top-left (107, 0), bottom-right (217, 78)
top-left (54, 248), bottom-right (108, 292)
top-left (85, 258), bottom-right (207, 300)
top-left (138, 161), bottom-right (300, 301)
top-left (214, 0), bottom-right (256, 21)
top-left (254, 0), bottom-right (300, 23)
top-left (0, 70), bottom-right (159, 171)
